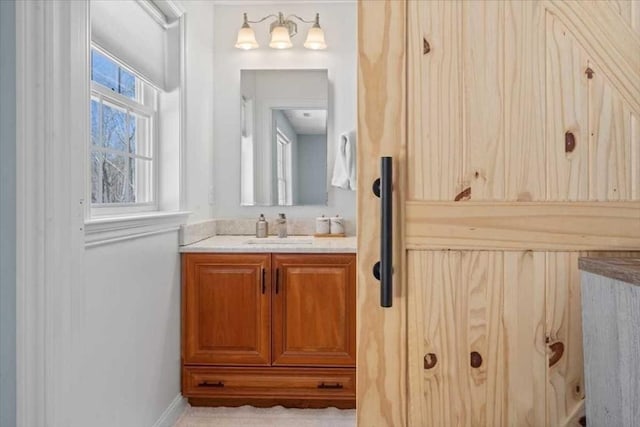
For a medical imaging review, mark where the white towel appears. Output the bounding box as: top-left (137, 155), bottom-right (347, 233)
top-left (331, 131), bottom-right (357, 191)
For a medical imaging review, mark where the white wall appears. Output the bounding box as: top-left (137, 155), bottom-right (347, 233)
top-left (184, 0), bottom-right (216, 222)
top-left (212, 2), bottom-right (356, 228)
top-left (73, 2), bottom-right (215, 426)
top-left (0, 1), bottom-right (16, 426)
top-left (297, 134), bottom-right (327, 205)
top-left (80, 232), bottom-right (181, 427)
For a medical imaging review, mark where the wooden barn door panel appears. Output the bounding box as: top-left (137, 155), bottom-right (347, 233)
top-left (357, 1), bottom-right (640, 426)
top-left (407, 251), bottom-right (548, 426)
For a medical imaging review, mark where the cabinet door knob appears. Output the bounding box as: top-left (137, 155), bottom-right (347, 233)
top-left (261, 267), bottom-right (266, 294)
top-left (275, 268), bottom-right (280, 294)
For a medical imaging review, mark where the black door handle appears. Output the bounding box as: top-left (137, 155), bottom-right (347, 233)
top-left (275, 268), bottom-right (280, 294)
top-left (372, 156), bottom-right (393, 308)
top-left (261, 267), bottom-right (266, 294)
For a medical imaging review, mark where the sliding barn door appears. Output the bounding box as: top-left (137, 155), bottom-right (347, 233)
top-left (357, 1), bottom-right (640, 426)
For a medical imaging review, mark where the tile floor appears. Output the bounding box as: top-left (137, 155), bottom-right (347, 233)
top-left (174, 405), bottom-right (356, 427)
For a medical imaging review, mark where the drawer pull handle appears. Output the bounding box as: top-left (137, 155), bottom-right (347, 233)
top-left (261, 267), bottom-right (266, 294)
top-left (198, 381), bottom-right (224, 388)
top-left (317, 382), bottom-right (343, 389)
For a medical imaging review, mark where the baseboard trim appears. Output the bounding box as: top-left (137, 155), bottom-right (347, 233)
top-left (152, 394), bottom-right (187, 427)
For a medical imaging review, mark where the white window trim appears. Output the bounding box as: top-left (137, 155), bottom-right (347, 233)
top-left (85, 0), bottom-right (188, 245)
top-left (276, 128), bottom-right (293, 206)
top-left (91, 81), bottom-right (154, 116)
top-left (89, 56), bottom-right (159, 215)
top-left (84, 210), bottom-right (190, 247)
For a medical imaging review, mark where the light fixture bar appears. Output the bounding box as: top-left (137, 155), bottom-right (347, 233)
top-left (235, 11), bottom-right (327, 50)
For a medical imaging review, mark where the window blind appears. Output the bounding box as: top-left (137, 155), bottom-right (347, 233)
top-left (91, 0), bottom-right (176, 91)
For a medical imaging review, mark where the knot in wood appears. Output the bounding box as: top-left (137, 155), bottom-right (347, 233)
top-left (454, 187), bottom-right (471, 202)
top-left (548, 341), bottom-right (565, 367)
top-left (585, 67), bottom-right (594, 79)
top-left (470, 351), bottom-right (483, 368)
top-left (423, 353), bottom-right (437, 369)
top-left (565, 131), bottom-right (576, 153)
top-left (423, 38), bottom-right (431, 54)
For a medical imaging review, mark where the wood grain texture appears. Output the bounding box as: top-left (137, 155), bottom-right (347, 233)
top-left (408, 0), bottom-right (639, 203)
top-left (462, 1), bottom-right (505, 201)
top-left (588, 60), bottom-right (635, 200)
top-left (372, 0), bottom-right (640, 425)
top-left (271, 254), bottom-right (356, 367)
top-left (405, 201), bottom-right (640, 251)
top-left (633, 114), bottom-right (639, 199)
top-left (579, 257), bottom-right (640, 285)
top-left (406, 251), bottom-right (428, 427)
top-left (464, 251), bottom-right (506, 426)
top-left (357, 1), bottom-right (407, 426)
top-left (503, 252), bottom-right (547, 426)
top-left (546, 12), bottom-right (590, 201)
top-left (544, 0), bottom-right (640, 116)
top-left (607, 0), bottom-right (632, 21)
top-left (546, 252), bottom-right (585, 426)
top-left (408, 251), bottom-right (547, 426)
top-left (407, 0), bottom-right (463, 201)
top-left (581, 271), bottom-right (640, 427)
top-left (504, 0), bottom-right (547, 201)
top-left (183, 366), bottom-right (356, 407)
top-left (408, 251), bottom-right (462, 426)
top-left (182, 253), bottom-right (271, 366)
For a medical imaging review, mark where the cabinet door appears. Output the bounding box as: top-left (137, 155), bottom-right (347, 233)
top-left (272, 254), bottom-right (356, 367)
top-left (183, 253), bottom-right (270, 365)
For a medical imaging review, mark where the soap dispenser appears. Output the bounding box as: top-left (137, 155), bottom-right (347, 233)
top-left (256, 214), bottom-right (268, 238)
top-left (277, 213), bottom-right (287, 238)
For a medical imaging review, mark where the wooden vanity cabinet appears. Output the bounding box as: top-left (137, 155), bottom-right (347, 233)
top-left (182, 253), bottom-right (271, 366)
top-left (272, 254), bottom-right (356, 367)
top-left (181, 252), bottom-right (356, 408)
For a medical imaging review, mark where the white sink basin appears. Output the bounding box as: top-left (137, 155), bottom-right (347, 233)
top-left (244, 237), bottom-right (313, 245)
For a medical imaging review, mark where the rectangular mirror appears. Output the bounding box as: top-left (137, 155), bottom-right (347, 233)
top-left (240, 69), bottom-right (328, 206)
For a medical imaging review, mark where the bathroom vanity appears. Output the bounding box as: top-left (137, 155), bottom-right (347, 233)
top-left (180, 236), bottom-right (356, 408)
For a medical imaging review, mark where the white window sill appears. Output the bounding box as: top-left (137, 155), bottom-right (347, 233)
top-left (84, 210), bottom-right (190, 247)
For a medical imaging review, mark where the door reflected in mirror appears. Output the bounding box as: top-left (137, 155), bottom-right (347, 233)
top-left (240, 70), bottom-right (328, 206)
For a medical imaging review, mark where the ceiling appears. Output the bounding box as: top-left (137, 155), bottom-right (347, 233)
top-left (283, 109), bottom-right (327, 135)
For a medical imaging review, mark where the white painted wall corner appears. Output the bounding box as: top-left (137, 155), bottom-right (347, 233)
top-left (152, 394), bottom-right (187, 427)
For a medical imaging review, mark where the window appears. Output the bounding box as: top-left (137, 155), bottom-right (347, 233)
top-left (90, 47), bottom-right (157, 212)
top-left (276, 128), bottom-right (293, 206)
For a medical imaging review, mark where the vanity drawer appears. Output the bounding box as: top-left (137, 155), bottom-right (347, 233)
top-left (183, 366), bottom-right (355, 400)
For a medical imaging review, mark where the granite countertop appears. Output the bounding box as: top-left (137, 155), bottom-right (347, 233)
top-left (578, 257), bottom-right (640, 286)
top-left (180, 235), bottom-right (357, 254)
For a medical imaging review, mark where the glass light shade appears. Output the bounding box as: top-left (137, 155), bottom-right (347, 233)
top-left (269, 25), bottom-right (293, 49)
top-left (235, 26), bottom-right (259, 50)
top-left (304, 26), bottom-right (327, 50)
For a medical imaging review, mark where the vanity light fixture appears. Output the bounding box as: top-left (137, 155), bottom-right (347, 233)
top-left (235, 12), bottom-right (327, 50)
